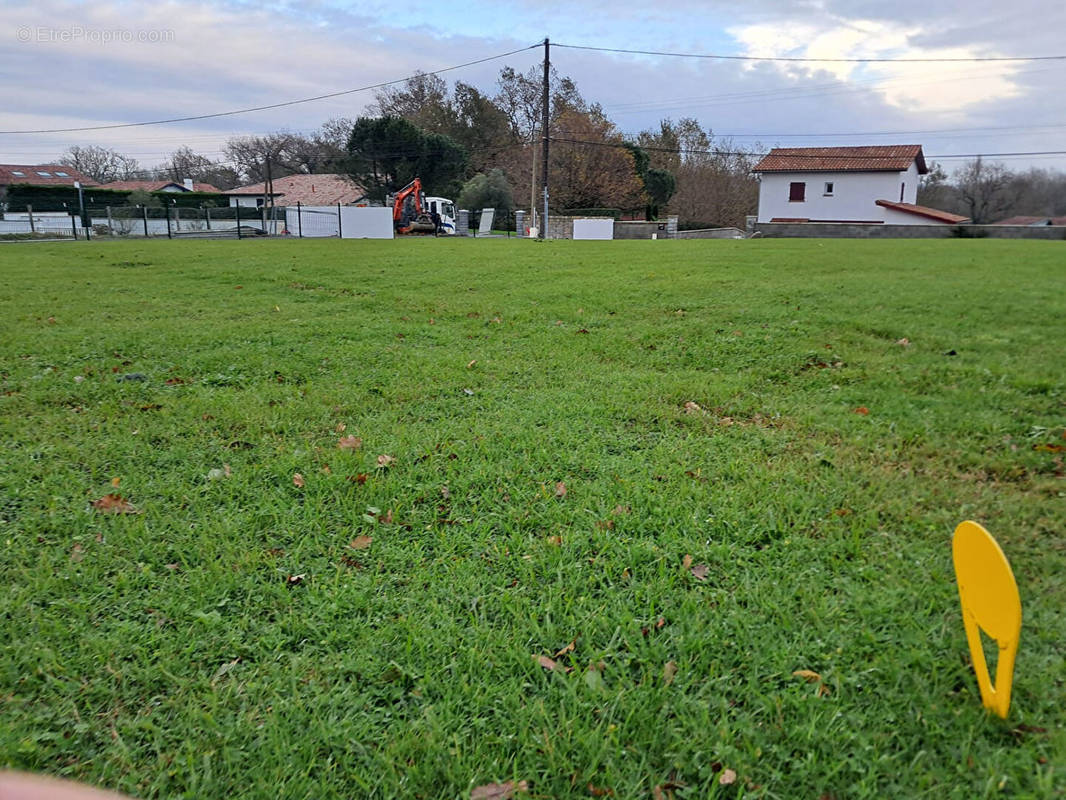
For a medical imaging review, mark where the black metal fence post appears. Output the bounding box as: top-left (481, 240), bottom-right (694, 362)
top-left (235, 204), bottom-right (242, 239)
top-left (142, 206), bottom-right (149, 237)
top-left (165, 205), bottom-right (172, 239)
top-left (297, 202), bottom-right (302, 238)
top-left (337, 203), bottom-right (342, 238)
top-left (70, 213), bottom-right (78, 240)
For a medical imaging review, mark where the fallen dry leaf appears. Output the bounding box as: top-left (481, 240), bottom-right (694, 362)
top-left (555, 638), bottom-right (577, 657)
top-left (663, 661), bottom-right (677, 685)
top-left (656, 617), bottom-right (666, 629)
top-left (70, 543), bottom-right (85, 562)
top-left (690, 564), bottom-right (710, 581)
top-left (613, 504), bottom-right (631, 515)
top-left (1034, 443), bottom-right (1066, 453)
top-left (683, 401), bottom-right (701, 414)
top-left (587, 785), bottom-right (613, 797)
top-left (376, 454), bottom-right (395, 468)
top-left (554, 481), bottom-right (567, 498)
top-left (470, 781), bottom-right (528, 800)
top-left (321, 465), bottom-right (332, 474)
top-left (467, 359), bottom-right (477, 368)
top-left (719, 769), bottom-right (737, 786)
top-left (854, 406), bottom-right (869, 415)
top-left (793, 669), bottom-right (831, 696)
top-left (896, 337), bottom-right (911, 346)
top-left (337, 435), bottom-right (362, 450)
top-left (91, 494), bottom-right (139, 514)
top-left (293, 473), bottom-right (305, 488)
top-left (348, 473), bottom-right (368, 485)
top-left (441, 485), bottom-right (451, 500)
top-left (378, 509), bottom-right (394, 524)
top-left (335, 422), bottom-right (346, 433)
top-left (682, 554), bottom-right (693, 571)
top-left (286, 574), bottom-right (305, 586)
top-left (350, 536), bottom-right (373, 550)
top-left (534, 654), bottom-right (560, 671)
top-left (546, 535), bottom-right (563, 546)
top-left (110, 476), bottom-right (121, 488)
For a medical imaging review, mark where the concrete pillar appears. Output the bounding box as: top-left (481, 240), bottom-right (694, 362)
top-left (515, 210), bottom-right (526, 236)
top-left (457, 209), bottom-right (470, 236)
top-left (667, 216), bottom-right (679, 239)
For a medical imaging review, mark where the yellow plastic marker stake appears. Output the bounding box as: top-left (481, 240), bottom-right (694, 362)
top-left (951, 520), bottom-right (1022, 719)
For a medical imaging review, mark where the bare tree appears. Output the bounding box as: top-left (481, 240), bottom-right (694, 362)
top-left (225, 131), bottom-right (347, 183)
top-left (158, 146), bottom-right (240, 190)
top-left (955, 157), bottom-right (1016, 223)
top-left (59, 145), bottom-right (140, 183)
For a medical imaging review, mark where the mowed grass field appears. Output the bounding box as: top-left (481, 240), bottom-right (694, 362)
top-left (1, 237), bottom-right (1063, 799)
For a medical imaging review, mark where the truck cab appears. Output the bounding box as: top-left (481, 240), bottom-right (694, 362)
top-left (425, 197), bottom-right (457, 235)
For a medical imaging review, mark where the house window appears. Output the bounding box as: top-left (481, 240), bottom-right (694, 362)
top-left (55, 171), bottom-right (69, 177)
top-left (900, 182), bottom-right (905, 202)
top-left (11, 170), bottom-right (25, 176)
top-left (789, 182), bottom-right (806, 202)
top-left (823, 181), bottom-right (834, 196)
top-left (36, 171), bottom-right (52, 177)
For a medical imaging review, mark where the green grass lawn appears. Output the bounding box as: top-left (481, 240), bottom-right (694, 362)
top-left (1, 238), bottom-right (1063, 799)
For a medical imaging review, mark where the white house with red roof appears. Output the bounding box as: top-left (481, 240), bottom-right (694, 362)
top-left (752, 145), bottom-right (969, 225)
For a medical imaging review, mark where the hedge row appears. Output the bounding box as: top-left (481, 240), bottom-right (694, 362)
top-left (2, 184), bottom-right (230, 212)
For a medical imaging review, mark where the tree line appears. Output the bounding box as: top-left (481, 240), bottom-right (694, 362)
top-left (52, 65), bottom-right (1065, 228)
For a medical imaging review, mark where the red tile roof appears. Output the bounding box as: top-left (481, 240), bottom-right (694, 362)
top-left (753, 145), bottom-right (927, 174)
top-left (98, 180), bottom-right (222, 193)
top-left (875, 199), bottom-right (969, 224)
top-left (0, 163), bottom-right (97, 186)
top-left (992, 215), bottom-right (1066, 225)
top-left (224, 174), bottom-right (366, 205)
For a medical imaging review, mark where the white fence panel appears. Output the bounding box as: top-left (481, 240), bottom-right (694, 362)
top-left (573, 218), bottom-right (614, 240)
top-left (339, 207), bottom-right (393, 239)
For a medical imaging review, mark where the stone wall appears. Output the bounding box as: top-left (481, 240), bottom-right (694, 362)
top-left (545, 215), bottom-right (679, 239)
top-left (677, 227), bottom-right (746, 239)
top-left (753, 222), bottom-right (1066, 240)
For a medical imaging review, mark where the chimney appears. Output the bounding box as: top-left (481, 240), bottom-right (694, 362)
top-left (183, 178), bottom-right (194, 191)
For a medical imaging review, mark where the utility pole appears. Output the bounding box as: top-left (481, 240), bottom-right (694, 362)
top-left (264, 154), bottom-right (273, 234)
top-left (539, 37), bottom-right (550, 240)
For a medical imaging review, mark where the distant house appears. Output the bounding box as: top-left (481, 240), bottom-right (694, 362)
top-left (992, 215), bottom-right (1066, 226)
top-left (223, 174), bottom-right (366, 208)
top-left (752, 145), bottom-right (969, 225)
top-left (0, 163), bottom-right (97, 203)
top-left (98, 179), bottom-right (222, 194)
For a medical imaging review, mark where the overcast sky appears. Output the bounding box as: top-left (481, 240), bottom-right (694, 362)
top-left (2, 0), bottom-right (1064, 174)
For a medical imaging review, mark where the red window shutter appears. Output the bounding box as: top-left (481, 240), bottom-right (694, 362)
top-left (789, 182), bottom-right (806, 202)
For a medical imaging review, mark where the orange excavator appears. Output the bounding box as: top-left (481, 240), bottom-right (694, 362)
top-left (390, 178), bottom-right (437, 235)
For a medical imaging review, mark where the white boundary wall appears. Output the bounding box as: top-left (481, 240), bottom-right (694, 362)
top-left (573, 218), bottom-right (615, 240)
top-left (340, 206), bottom-right (393, 239)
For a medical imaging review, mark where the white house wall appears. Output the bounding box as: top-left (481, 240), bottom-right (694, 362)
top-left (880, 206), bottom-right (946, 225)
top-left (757, 167), bottom-right (920, 223)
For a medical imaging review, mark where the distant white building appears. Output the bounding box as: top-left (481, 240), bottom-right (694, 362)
top-left (753, 145), bottom-right (969, 225)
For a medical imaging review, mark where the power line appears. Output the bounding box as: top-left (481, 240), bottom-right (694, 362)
top-left (554, 42), bottom-right (1066, 64)
top-left (0, 44), bottom-right (540, 136)
top-left (549, 135), bottom-right (1066, 162)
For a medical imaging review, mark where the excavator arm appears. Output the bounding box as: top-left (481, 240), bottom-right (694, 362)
top-left (391, 178), bottom-right (436, 234)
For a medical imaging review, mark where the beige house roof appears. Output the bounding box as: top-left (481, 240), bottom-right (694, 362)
top-left (225, 174), bottom-right (366, 205)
